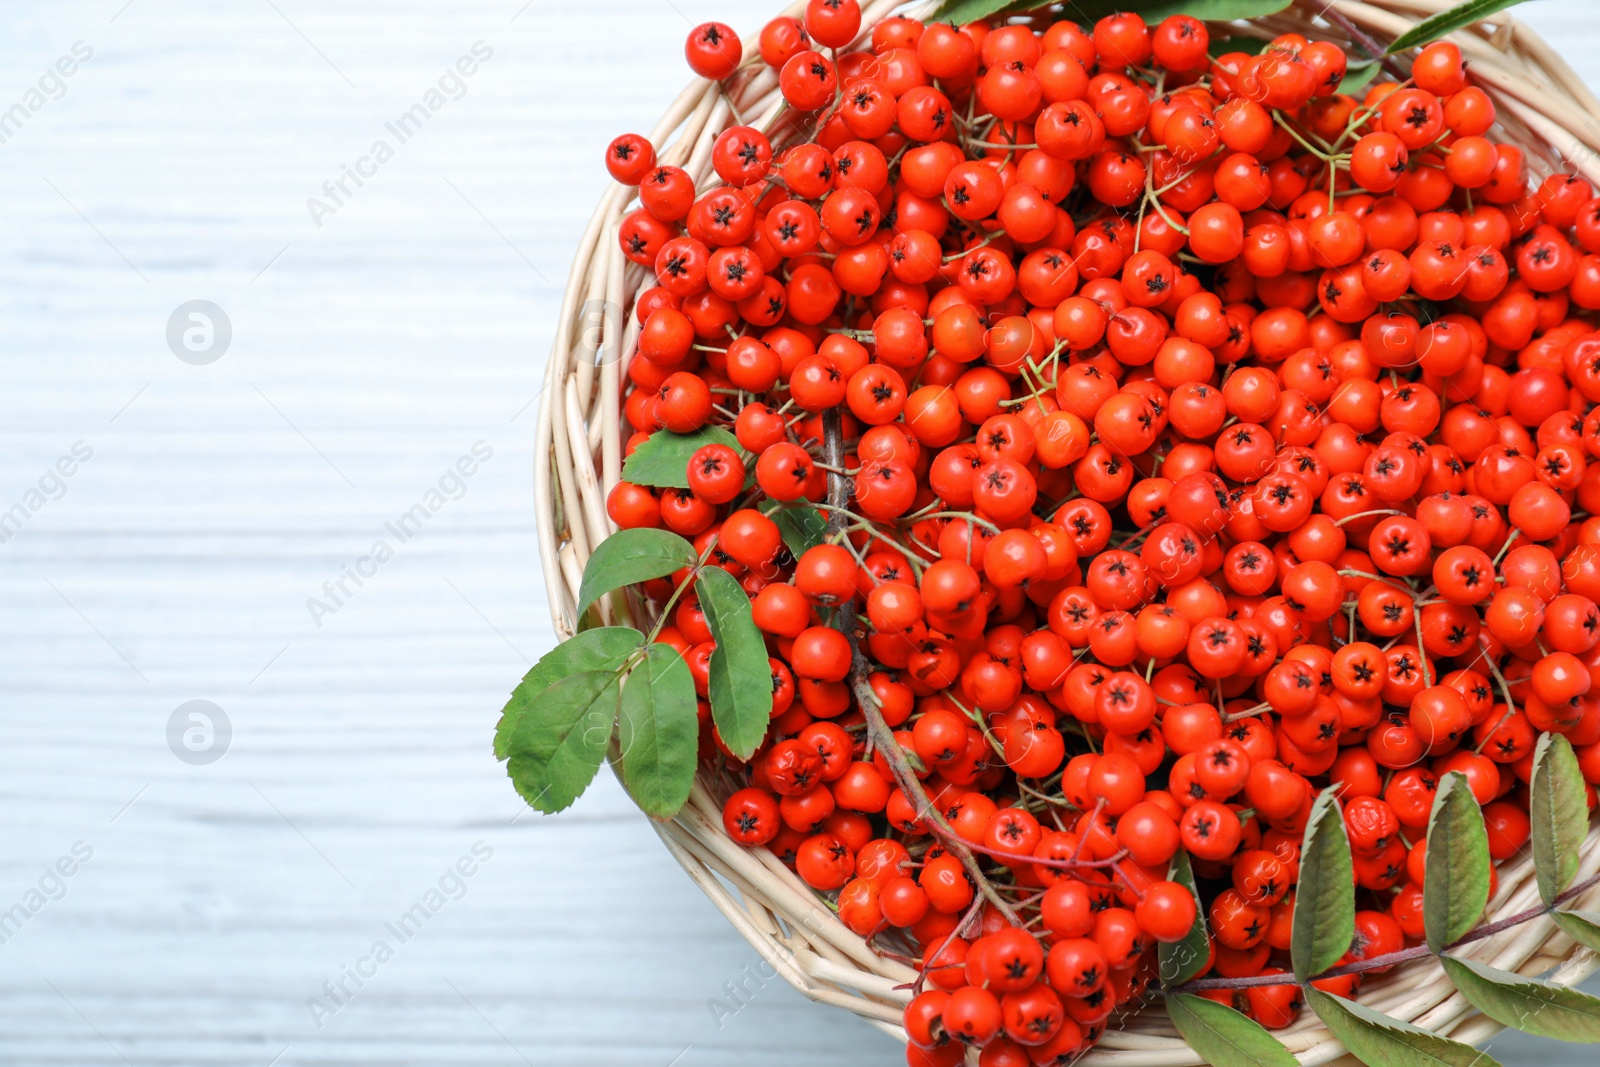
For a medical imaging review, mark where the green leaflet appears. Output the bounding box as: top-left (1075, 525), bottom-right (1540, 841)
top-left (1306, 986), bottom-right (1503, 1067)
top-left (1553, 911), bottom-right (1600, 953)
top-left (764, 501), bottom-right (830, 557)
top-left (1441, 956), bottom-right (1600, 1042)
top-left (1166, 993), bottom-right (1297, 1067)
top-left (620, 425), bottom-right (743, 489)
top-left (500, 671), bottom-right (621, 814)
top-left (1116, 0), bottom-right (1293, 21)
top-left (697, 566), bottom-right (773, 761)
top-left (1158, 851), bottom-right (1211, 987)
top-left (1530, 732), bottom-right (1587, 906)
top-left (494, 627), bottom-right (643, 760)
top-left (575, 528), bottom-right (698, 616)
top-left (1387, 0), bottom-right (1534, 54)
top-left (1339, 60), bottom-right (1383, 96)
top-left (1423, 771), bottom-right (1491, 953)
top-left (617, 643), bottom-right (699, 818)
top-left (926, 0), bottom-right (1018, 24)
top-left (1292, 790), bottom-right (1355, 983)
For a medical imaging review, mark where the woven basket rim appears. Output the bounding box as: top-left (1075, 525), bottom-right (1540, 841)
top-left (535, 0), bottom-right (1600, 1060)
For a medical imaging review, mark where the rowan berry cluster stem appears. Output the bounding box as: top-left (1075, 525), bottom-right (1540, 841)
top-left (827, 412), bottom-right (1022, 927)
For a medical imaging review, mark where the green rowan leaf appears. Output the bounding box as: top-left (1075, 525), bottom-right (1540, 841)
top-left (1442, 955), bottom-right (1600, 1042)
top-left (1423, 771), bottom-right (1491, 952)
top-left (501, 671), bottom-right (621, 814)
top-left (1293, 790), bottom-right (1355, 982)
top-left (697, 566), bottom-right (772, 761)
top-left (494, 627), bottom-right (642, 759)
top-left (617, 643), bottom-right (699, 818)
top-left (1531, 732), bottom-right (1587, 906)
top-left (1387, 0), bottom-right (1534, 54)
top-left (576, 528), bottom-right (697, 616)
top-left (1167, 993), bottom-right (1297, 1067)
top-left (620, 425), bottom-right (743, 489)
top-left (1553, 911), bottom-right (1600, 953)
top-left (1306, 986), bottom-right (1503, 1067)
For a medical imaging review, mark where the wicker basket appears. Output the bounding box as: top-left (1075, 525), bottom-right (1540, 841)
top-left (535, 0), bottom-right (1600, 1060)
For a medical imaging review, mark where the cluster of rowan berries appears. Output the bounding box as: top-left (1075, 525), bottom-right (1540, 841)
top-left (598, 2), bottom-right (1600, 1064)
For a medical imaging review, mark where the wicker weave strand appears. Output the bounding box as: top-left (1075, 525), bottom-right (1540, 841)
top-left (536, 1), bottom-right (1600, 1060)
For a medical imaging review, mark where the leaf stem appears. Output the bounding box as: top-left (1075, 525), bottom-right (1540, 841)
top-left (1175, 867), bottom-right (1600, 992)
top-left (643, 542), bottom-right (716, 645)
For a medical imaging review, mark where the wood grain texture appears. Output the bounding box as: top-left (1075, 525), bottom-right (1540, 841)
top-left (0, 0), bottom-right (1594, 1063)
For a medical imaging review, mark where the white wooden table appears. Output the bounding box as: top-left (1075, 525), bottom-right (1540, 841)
top-left (0, 1), bottom-right (1594, 1063)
